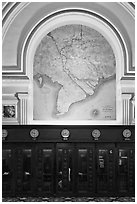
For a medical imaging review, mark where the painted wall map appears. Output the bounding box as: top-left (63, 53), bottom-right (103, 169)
top-left (33, 25), bottom-right (116, 120)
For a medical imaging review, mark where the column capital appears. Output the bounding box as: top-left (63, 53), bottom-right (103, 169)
top-left (17, 93), bottom-right (28, 100)
top-left (122, 93), bottom-right (132, 100)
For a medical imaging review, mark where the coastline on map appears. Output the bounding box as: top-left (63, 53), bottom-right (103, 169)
top-left (33, 72), bottom-right (116, 120)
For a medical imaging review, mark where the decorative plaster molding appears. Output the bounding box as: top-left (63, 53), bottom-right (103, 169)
top-left (2, 2), bottom-right (30, 40)
top-left (120, 79), bottom-right (135, 93)
top-left (2, 77), bottom-right (30, 94)
top-left (2, 94), bottom-right (19, 125)
top-left (119, 2), bottom-right (135, 18)
top-left (2, 7), bottom-right (134, 78)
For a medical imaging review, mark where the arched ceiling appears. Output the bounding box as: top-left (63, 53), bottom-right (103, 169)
top-left (2, 2), bottom-right (135, 70)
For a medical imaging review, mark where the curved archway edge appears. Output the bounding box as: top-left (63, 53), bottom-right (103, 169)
top-left (24, 9), bottom-right (132, 79)
top-left (26, 9), bottom-right (124, 125)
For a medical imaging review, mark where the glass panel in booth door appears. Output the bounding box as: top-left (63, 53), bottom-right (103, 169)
top-left (2, 149), bottom-right (14, 194)
top-left (96, 144), bottom-right (115, 195)
top-left (36, 145), bottom-right (54, 195)
top-left (117, 146), bottom-right (135, 195)
top-left (56, 144), bottom-right (74, 195)
top-left (77, 144), bottom-right (95, 195)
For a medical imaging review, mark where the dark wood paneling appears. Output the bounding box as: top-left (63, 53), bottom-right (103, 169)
top-left (2, 125), bottom-right (135, 197)
top-left (2, 125), bottom-right (135, 143)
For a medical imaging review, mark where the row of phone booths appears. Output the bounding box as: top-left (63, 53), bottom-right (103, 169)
top-left (2, 125), bottom-right (135, 197)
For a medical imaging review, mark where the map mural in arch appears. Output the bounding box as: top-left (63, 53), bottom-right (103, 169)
top-left (33, 24), bottom-right (116, 120)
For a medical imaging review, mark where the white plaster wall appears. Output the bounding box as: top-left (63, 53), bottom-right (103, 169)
top-left (2, 2), bottom-right (135, 125)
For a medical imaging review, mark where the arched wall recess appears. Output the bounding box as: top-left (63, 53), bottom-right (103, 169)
top-left (24, 9), bottom-right (125, 125)
top-left (2, 8), bottom-right (134, 125)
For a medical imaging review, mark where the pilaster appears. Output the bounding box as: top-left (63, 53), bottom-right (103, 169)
top-left (122, 94), bottom-right (132, 125)
top-left (17, 93), bottom-right (28, 124)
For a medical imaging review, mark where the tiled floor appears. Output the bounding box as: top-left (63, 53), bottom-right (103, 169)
top-left (2, 197), bottom-right (135, 202)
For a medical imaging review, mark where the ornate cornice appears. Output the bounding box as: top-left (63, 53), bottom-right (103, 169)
top-left (119, 2), bottom-right (135, 18)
